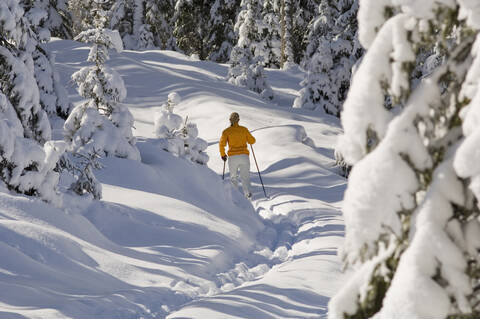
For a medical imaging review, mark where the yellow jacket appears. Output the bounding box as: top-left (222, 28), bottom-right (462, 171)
top-left (219, 124), bottom-right (256, 157)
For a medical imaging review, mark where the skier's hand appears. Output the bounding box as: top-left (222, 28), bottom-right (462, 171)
top-left (222, 155), bottom-right (227, 162)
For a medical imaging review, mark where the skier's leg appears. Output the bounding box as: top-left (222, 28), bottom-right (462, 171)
top-left (238, 155), bottom-right (252, 196)
top-left (228, 155), bottom-right (240, 188)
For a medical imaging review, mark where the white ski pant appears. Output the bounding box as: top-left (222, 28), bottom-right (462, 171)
top-left (228, 154), bottom-right (251, 195)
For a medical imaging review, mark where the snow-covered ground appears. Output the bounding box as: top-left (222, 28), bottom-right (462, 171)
top-left (0, 39), bottom-right (346, 319)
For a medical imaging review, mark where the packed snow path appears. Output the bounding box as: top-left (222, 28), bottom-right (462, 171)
top-left (0, 39), bottom-right (346, 319)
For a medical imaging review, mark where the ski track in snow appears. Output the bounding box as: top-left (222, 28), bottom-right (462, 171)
top-left (0, 39), bottom-right (347, 319)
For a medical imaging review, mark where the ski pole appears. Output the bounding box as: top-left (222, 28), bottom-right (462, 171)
top-left (250, 144), bottom-right (267, 198)
top-left (222, 160), bottom-right (226, 180)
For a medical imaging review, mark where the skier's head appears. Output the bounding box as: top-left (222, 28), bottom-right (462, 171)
top-left (229, 112), bottom-right (240, 126)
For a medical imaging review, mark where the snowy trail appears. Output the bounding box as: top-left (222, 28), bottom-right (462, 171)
top-left (0, 39), bottom-right (346, 319)
top-left (156, 56), bottom-right (347, 317)
top-left (168, 108), bottom-right (346, 318)
top-left (72, 39), bottom-right (348, 317)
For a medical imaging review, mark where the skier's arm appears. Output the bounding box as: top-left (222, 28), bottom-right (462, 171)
top-left (246, 129), bottom-right (256, 145)
top-left (219, 131), bottom-right (227, 157)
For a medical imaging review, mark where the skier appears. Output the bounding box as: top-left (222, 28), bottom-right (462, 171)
top-left (219, 112), bottom-right (256, 198)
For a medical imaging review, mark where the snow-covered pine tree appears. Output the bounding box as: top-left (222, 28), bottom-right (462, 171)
top-left (32, 46), bottom-right (73, 119)
top-left (294, 0), bottom-right (361, 116)
top-left (21, 1), bottom-right (73, 119)
top-left (20, 0), bottom-right (51, 42)
top-left (68, 0), bottom-right (99, 35)
top-left (65, 2), bottom-right (140, 162)
top-left (49, 0), bottom-right (73, 39)
top-left (71, 0), bottom-right (134, 41)
top-left (109, 0), bottom-right (176, 50)
top-left (72, 0), bottom-right (148, 50)
top-left (108, 0), bottom-right (163, 49)
top-left (329, 1), bottom-right (480, 318)
top-left (21, 0), bottom-right (73, 39)
top-left (301, 0), bottom-right (341, 65)
top-left (145, 0), bottom-right (176, 50)
top-left (301, 0), bottom-right (339, 65)
top-left (260, 0), bottom-right (282, 68)
top-left (131, 0), bottom-right (155, 49)
top-left (207, 0), bottom-right (240, 62)
top-left (64, 2), bottom-right (140, 198)
top-left (2, 4), bottom-right (50, 144)
top-left (228, 0), bottom-right (274, 99)
top-left (109, 0), bottom-right (132, 45)
top-left (290, 0), bottom-right (319, 64)
top-left (0, 0), bottom-right (65, 204)
top-left (108, 0), bottom-right (140, 49)
top-left (258, 0), bottom-right (296, 69)
top-left (173, 0), bottom-right (212, 60)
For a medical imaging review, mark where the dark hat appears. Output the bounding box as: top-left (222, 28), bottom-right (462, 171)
top-left (229, 112), bottom-right (240, 124)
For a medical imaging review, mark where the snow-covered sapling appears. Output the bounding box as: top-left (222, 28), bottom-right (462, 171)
top-left (154, 92), bottom-right (209, 165)
top-left (181, 122), bottom-right (209, 165)
top-left (63, 2), bottom-right (140, 199)
top-left (58, 150), bottom-right (103, 200)
top-left (154, 92), bottom-right (183, 139)
top-left (65, 3), bottom-right (140, 163)
top-left (334, 148), bottom-right (351, 178)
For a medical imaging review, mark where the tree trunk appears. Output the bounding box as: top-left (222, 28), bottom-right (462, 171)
top-left (280, 0), bottom-right (286, 69)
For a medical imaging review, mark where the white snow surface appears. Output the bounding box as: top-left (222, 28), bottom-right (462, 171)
top-left (0, 38), bottom-right (347, 318)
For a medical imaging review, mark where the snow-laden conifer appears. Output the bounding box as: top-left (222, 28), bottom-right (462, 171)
top-left (21, 1), bottom-right (73, 119)
top-left (108, 0), bottom-right (137, 49)
top-left (49, 0), bottom-right (73, 39)
top-left (0, 0), bottom-right (65, 205)
top-left (208, 0), bottom-right (240, 62)
top-left (145, 0), bottom-right (176, 50)
top-left (154, 92), bottom-right (209, 165)
top-left (1, 1), bottom-right (52, 144)
top-left (173, 0), bottom-right (212, 59)
top-left (22, 0), bottom-right (72, 39)
top-left (294, 0), bottom-right (362, 116)
top-left (290, 0), bottom-right (318, 64)
top-left (65, 3), bottom-right (140, 162)
top-left (64, 3), bottom-right (140, 199)
top-left (330, 1), bottom-right (480, 318)
top-left (114, 0), bottom-right (156, 50)
top-left (174, 0), bottom-right (239, 62)
top-left (32, 48), bottom-right (73, 119)
top-left (260, 0), bottom-right (282, 69)
top-left (109, 0), bottom-right (176, 50)
top-left (68, 0), bottom-right (98, 35)
top-left (229, 0), bottom-right (274, 100)
top-left (132, 0), bottom-right (155, 49)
